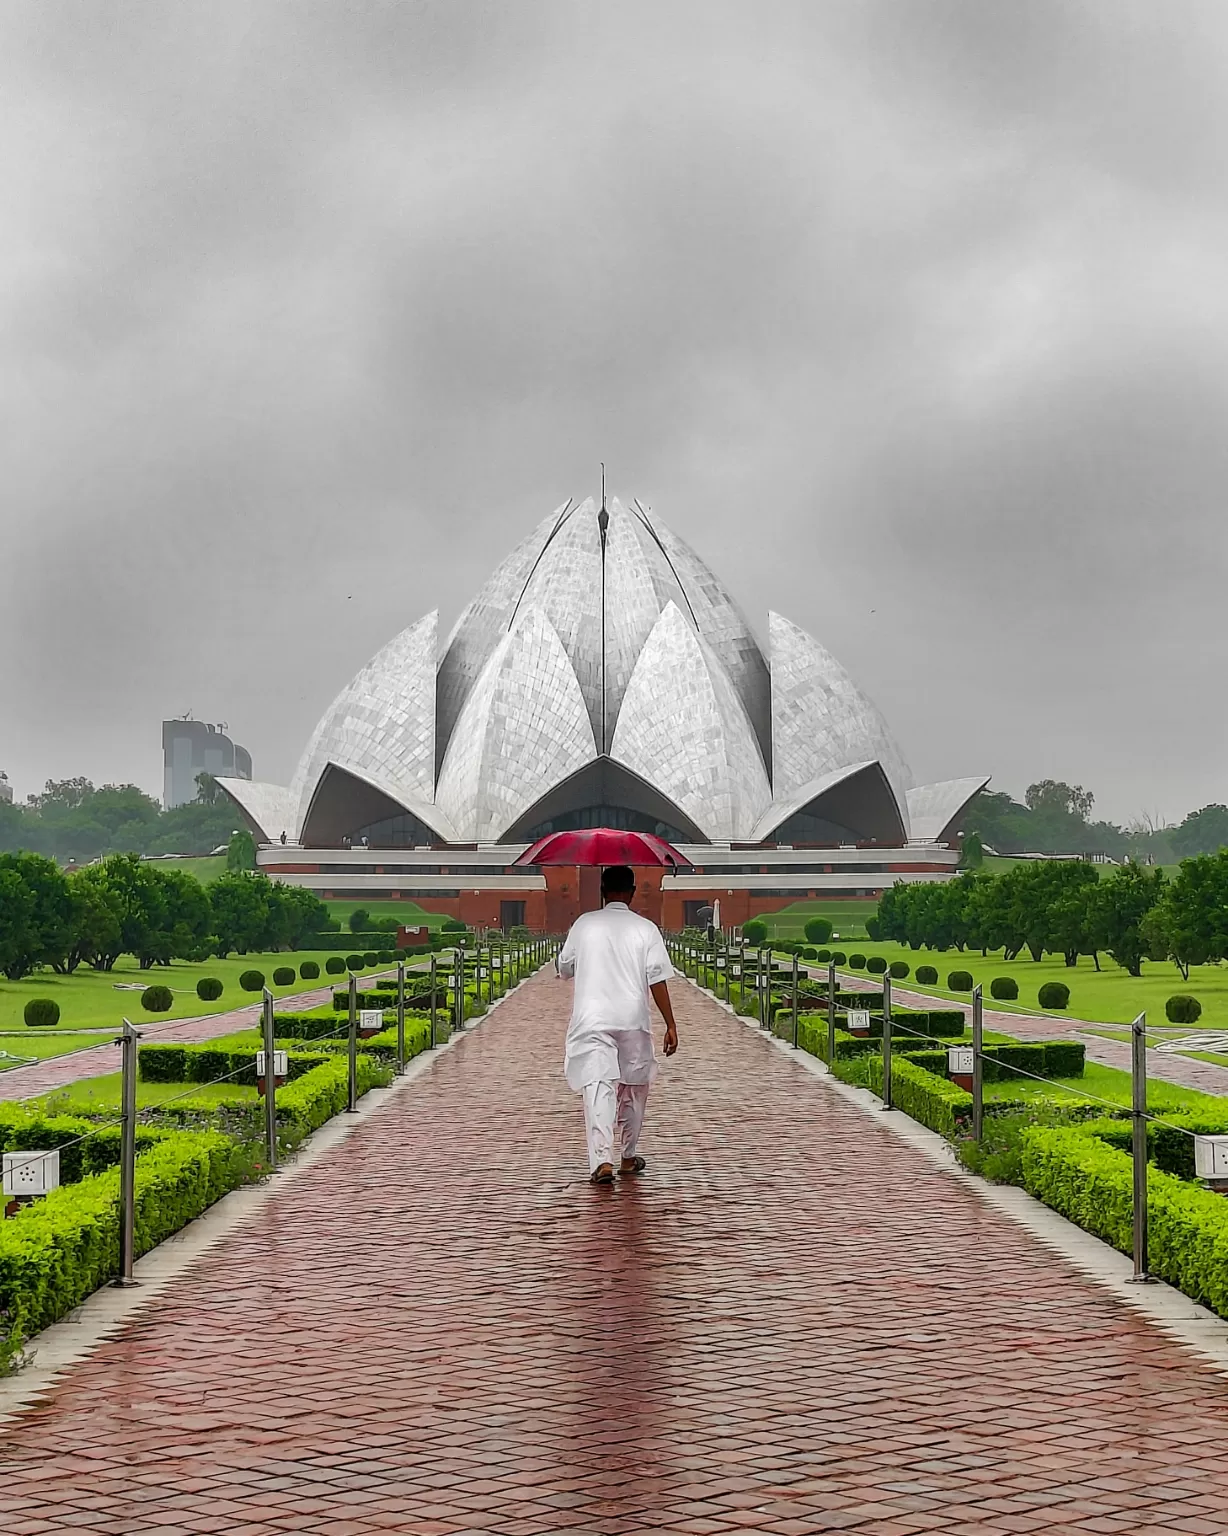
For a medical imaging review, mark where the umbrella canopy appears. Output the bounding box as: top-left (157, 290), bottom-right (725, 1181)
top-left (513, 827), bottom-right (689, 868)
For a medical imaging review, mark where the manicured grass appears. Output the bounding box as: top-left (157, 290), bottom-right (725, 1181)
top-left (35, 1072), bottom-right (260, 1114)
top-left (818, 938), bottom-right (1228, 1031)
top-left (0, 1033), bottom-right (107, 1069)
top-left (325, 900), bottom-right (451, 930)
top-left (0, 952), bottom-right (393, 1035)
top-left (983, 1060), bottom-right (1225, 1115)
top-left (758, 900), bottom-right (876, 941)
top-left (147, 854), bottom-right (228, 882)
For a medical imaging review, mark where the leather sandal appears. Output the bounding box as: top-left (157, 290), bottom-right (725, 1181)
top-left (619, 1156), bottom-right (647, 1175)
top-left (590, 1165), bottom-right (615, 1185)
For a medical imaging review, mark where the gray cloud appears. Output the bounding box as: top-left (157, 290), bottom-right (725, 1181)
top-left (2, 0), bottom-right (1226, 826)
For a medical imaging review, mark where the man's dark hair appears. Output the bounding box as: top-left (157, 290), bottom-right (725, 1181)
top-left (601, 865), bottom-right (635, 900)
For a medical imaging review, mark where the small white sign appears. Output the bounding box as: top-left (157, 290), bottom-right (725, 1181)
top-left (1195, 1135), bottom-right (1228, 1181)
top-left (847, 1009), bottom-right (871, 1035)
top-left (4, 1150), bottom-right (60, 1197)
top-left (948, 1047), bottom-right (975, 1076)
top-left (256, 1050), bottom-right (288, 1078)
top-left (359, 1009), bottom-right (384, 1035)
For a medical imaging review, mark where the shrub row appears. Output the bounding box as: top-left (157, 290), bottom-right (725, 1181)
top-left (0, 1106), bottom-right (166, 1184)
top-left (902, 1040), bottom-right (1085, 1082)
top-left (861, 1054), bottom-right (972, 1140)
top-left (138, 1044), bottom-right (330, 1086)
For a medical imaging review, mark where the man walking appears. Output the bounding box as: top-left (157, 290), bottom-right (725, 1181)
top-left (557, 865), bottom-right (678, 1185)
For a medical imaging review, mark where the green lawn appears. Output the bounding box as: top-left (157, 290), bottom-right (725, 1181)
top-left (0, 951), bottom-right (395, 1035)
top-left (0, 1032), bottom-right (107, 1070)
top-left (758, 900), bottom-right (877, 941)
top-left (811, 937), bottom-right (1228, 1032)
top-left (148, 854), bottom-right (228, 882)
top-left (35, 1071), bottom-right (260, 1115)
top-left (324, 900), bottom-right (451, 930)
top-left (982, 1060), bottom-right (1225, 1116)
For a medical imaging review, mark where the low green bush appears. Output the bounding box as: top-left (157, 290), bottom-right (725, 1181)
top-left (346, 954), bottom-right (364, 970)
top-left (990, 976), bottom-right (1019, 1001)
top-left (866, 956), bottom-right (888, 975)
top-left (815, 948), bottom-right (832, 963)
top-left (1038, 981), bottom-right (1070, 1009)
top-left (238, 969), bottom-right (265, 993)
top-left (139, 1043), bottom-right (329, 1086)
top-left (848, 953), bottom-right (866, 970)
top-left (742, 919), bottom-right (768, 945)
top-left (947, 970), bottom-right (974, 992)
top-left (325, 956), bottom-right (346, 975)
top-left (0, 1130), bottom-right (241, 1352)
top-left (829, 950), bottom-right (847, 966)
top-left (1043, 1040), bottom-right (1086, 1076)
top-left (363, 951), bottom-right (379, 966)
top-left (1166, 994), bottom-right (1203, 1024)
top-left (23, 999), bottom-right (60, 1028)
top-left (299, 960), bottom-right (320, 981)
top-left (863, 1054), bottom-right (972, 1140)
top-left (441, 918), bottom-right (467, 933)
top-left (378, 951), bottom-right (396, 965)
top-left (804, 917), bottom-right (833, 945)
top-left (196, 977), bottom-right (224, 1002)
top-left (800, 946), bottom-right (818, 960)
top-left (271, 966), bottom-right (295, 987)
top-left (889, 960), bottom-right (909, 980)
top-left (916, 965), bottom-right (938, 985)
top-left (0, 1107), bottom-right (165, 1184)
top-left (141, 985), bottom-right (174, 1014)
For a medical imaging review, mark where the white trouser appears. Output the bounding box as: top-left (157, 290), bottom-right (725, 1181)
top-left (582, 1080), bottom-right (650, 1173)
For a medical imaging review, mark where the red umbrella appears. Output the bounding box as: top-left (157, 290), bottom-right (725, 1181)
top-left (513, 828), bottom-right (690, 868)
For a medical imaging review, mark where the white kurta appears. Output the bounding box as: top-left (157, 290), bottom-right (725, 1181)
top-left (557, 902), bottom-right (674, 1092)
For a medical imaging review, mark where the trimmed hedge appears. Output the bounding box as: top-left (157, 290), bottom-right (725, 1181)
top-left (990, 976), bottom-right (1019, 1001)
top-left (272, 967), bottom-right (296, 987)
top-left (1019, 1126), bottom-right (1228, 1318)
top-left (299, 961), bottom-right (320, 981)
top-left (0, 1107), bottom-right (165, 1185)
top-left (1166, 995), bottom-right (1203, 1024)
top-left (325, 957), bottom-right (346, 975)
top-left (848, 953), bottom-right (867, 970)
top-left (916, 965), bottom-right (938, 985)
top-left (742, 920), bottom-right (768, 945)
top-left (947, 970), bottom-right (974, 992)
top-left (196, 977), bottom-right (224, 1002)
top-left (1038, 981), bottom-right (1070, 1009)
top-left (888, 961), bottom-right (909, 980)
top-left (364, 951), bottom-right (379, 966)
top-left (815, 948), bottom-right (832, 963)
top-left (239, 969), bottom-right (266, 993)
top-left (803, 917), bottom-right (833, 944)
top-left (866, 956), bottom-right (888, 975)
top-left (0, 1130), bottom-right (239, 1350)
top-left (141, 985), bottom-right (174, 1014)
top-left (346, 954), bottom-right (365, 970)
top-left (23, 999), bottom-right (59, 1028)
top-left (863, 1054), bottom-right (972, 1140)
top-left (829, 950), bottom-right (847, 966)
top-left (139, 1043), bottom-right (330, 1086)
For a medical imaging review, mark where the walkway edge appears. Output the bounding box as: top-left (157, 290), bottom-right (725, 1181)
top-left (0, 971), bottom-right (534, 1426)
top-left (708, 981), bottom-right (1228, 1378)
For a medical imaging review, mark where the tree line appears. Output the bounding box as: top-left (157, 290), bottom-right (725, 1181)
top-left (0, 774), bottom-right (242, 863)
top-left (0, 852), bottom-right (329, 980)
top-left (875, 850), bottom-right (1228, 980)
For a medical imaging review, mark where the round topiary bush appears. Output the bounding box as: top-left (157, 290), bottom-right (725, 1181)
top-left (947, 970), bottom-right (974, 992)
top-left (848, 953), bottom-right (867, 970)
top-left (830, 950), bottom-right (847, 966)
top-left (1166, 994), bottom-right (1203, 1024)
top-left (141, 984), bottom-right (174, 1013)
top-left (346, 954), bottom-right (364, 970)
top-left (990, 976), bottom-right (1019, 1001)
top-left (363, 951), bottom-right (379, 966)
top-left (196, 977), bottom-right (223, 1002)
top-left (889, 960), bottom-right (910, 980)
top-left (803, 916), bottom-right (833, 945)
top-left (23, 998), bottom-right (60, 1028)
top-left (299, 960), bottom-right (320, 980)
top-left (441, 918), bottom-right (467, 933)
top-left (742, 919), bottom-right (768, 946)
top-left (916, 965), bottom-right (938, 985)
top-left (325, 956), bottom-right (346, 975)
top-left (815, 948), bottom-right (832, 963)
top-left (239, 969), bottom-right (266, 993)
top-left (1038, 981), bottom-right (1070, 1010)
top-left (273, 966), bottom-right (295, 987)
top-left (866, 956), bottom-right (888, 975)
top-left (379, 950), bottom-right (396, 965)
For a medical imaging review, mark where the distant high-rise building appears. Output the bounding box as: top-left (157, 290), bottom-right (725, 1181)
top-left (162, 720), bottom-right (252, 809)
top-left (0, 772), bottom-right (12, 805)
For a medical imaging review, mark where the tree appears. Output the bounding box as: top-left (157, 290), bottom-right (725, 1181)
top-left (1089, 863), bottom-right (1165, 978)
top-left (1025, 781), bottom-right (1094, 820)
top-left (349, 908), bottom-right (371, 934)
top-left (66, 875), bottom-right (123, 973)
top-left (158, 867), bottom-right (214, 963)
top-left (72, 853), bottom-right (171, 970)
top-left (1142, 852), bottom-right (1228, 980)
top-left (0, 865), bottom-right (38, 980)
top-left (1171, 805), bottom-right (1228, 860)
top-left (266, 883), bottom-right (328, 950)
top-left (208, 871), bottom-right (271, 956)
top-left (227, 829), bottom-right (257, 872)
top-left (0, 852), bottom-right (74, 977)
top-left (958, 832), bottom-right (984, 870)
top-left (194, 771), bottom-right (225, 806)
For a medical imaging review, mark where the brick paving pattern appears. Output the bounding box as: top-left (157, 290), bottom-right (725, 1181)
top-left (6, 969), bottom-right (1228, 1533)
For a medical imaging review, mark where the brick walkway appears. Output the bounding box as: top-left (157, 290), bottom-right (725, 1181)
top-left (7, 971), bottom-right (1228, 1534)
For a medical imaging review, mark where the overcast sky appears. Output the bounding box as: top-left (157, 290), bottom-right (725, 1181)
top-left (2, 1), bottom-right (1226, 826)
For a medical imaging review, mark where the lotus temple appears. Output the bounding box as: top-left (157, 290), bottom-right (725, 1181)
top-left (218, 493), bottom-right (987, 930)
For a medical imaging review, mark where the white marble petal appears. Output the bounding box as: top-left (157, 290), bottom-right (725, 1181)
top-left (751, 763), bottom-right (876, 842)
top-left (435, 606), bottom-right (598, 842)
top-left (769, 610), bottom-right (913, 822)
top-left (214, 779), bottom-right (299, 844)
top-left (611, 602), bottom-right (771, 842)
top-left (906, 777), bottom-right (991, 843)
top-left (291, 610), bottom-right (439, 837)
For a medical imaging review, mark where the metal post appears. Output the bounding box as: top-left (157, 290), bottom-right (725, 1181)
top-left (827, 959), bottom-right (837, 1065)
top-left (1131, 1013), bottom-right (1152, 1283)
top-left (971, 984), bottom-right (984, 1144)
top-left (396, 960), bottom-right (406, 1073)
top-left (454, 945), bottom-right (463, 1028)
top-left (760, 947), bottom-right (769, 1028)
top-left (429, 953), bottom-right (438, 1048)
top-left (114, 1018), bottom-right (140, 1287)
top-left (791, 953), bottom-right (799, 1048)
top-left (881, 974), bottom-right (893, 1110)
top-left (262, 987), bottom-right (278, 1171)
top-left (346, 972), bottom-right (358, 1112)
top-left (739, 937), bottom-right (746, 1013)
